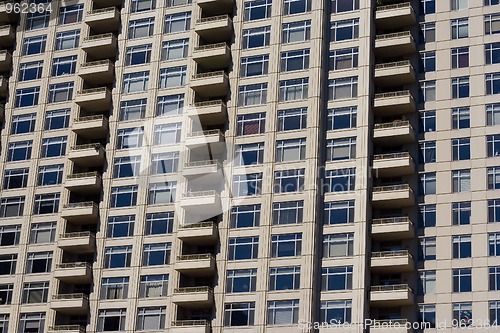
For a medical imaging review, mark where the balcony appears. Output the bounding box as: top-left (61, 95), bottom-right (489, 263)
top-left (92, 0), bottom-right (121, 6)
top-left (65, 172), bottom-right (102, 194)
top-left (370, 320), bottom-right (413, 333)
top-left (51, 294), bottom-right (89, 314)
top-left (375, 2), bottom-right (416, 29)
top-left (190, 71), bottom-right (229, 97)
top-left (373, 121), bottom-right (415, 144)
top-left (75, 87), bottom-right (112, 111)
top-left (371, 250), bottom-right (414, 273)
top-left (0, 104), bottom-right (4, 120)
top-left (0, 50), bottom-right (11, 71)
top-left (196, 0), bottom-right (234, 15)
top-left (0, 75), bottom-right (7, 96)
top-left (375, 31), bottom-right (416, 58)
top-left (188, 100), bottom-right (227, 126)
top-left (61, 202), bottom-right (99, 224)
top-left (374, 61), bottom-right (416, 87)
top-left (72, 115), bottom-right (108, 138)
top-left (0, 1), bottom-right (19, 22)
top-left (373, 152), bottom-right (415, 177)
top-left (48, 325), bottom-right (86, 333)
top-left (374, 91), bottom-right (416, 115)
top-left (195, 15), bottom-right (232, 43)
top-left (178, 222), bottom-right (218, 245)
top-left (0, 24), bottom-right (14, 46)
top-left (372, 184), bottom-right (415, 208)
top-left (175, 254), bottom-right (216, 276)
top-left (78, 60), bottom-right (115, 85)
top-left (58, 232), bottom-right (95, 253)
top-left (193, 43), bottom-right (231, 71)
top-left (68, 144), bottom-right (105, 167)
top-left (172, 287), bottom-right (214, 308)
top-left (171, 320), bottom-right (210, 333)
top-left (85, 7), bottom-right (120, 33)
top-left (81, 33), bottom-right (118, 59)
top-left (371, 217), bottom-right (415, 240)
top-left (370, 284), bottom-right (414, 306)
top-left (183, 160), bottom-right (221, 178)
top-left (54, 263), bottom-right (92, 283)
top-left (180, 191), bottom-right (222, 215)
top-left (185, 129), bottom-right (225, 148)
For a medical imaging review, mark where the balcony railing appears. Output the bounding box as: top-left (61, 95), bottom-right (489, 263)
top-left (66, 172), bottom-right (101, 180)
top-left (372, 250), bottom-right (410, 258)
top-left (375, 31), bottom-right (412, 40)
top-left (81, 59), bottom-right (112, 68)
top-left (174, 286), bottom-right (213, 294)
top-left (56, 262), bottom-right (92, 269)
top-left (375, 60), bottom-right (411, 69)
top-left (78, 87), bottom-right (109, 95)
top-left (374, 90), bottom-right (411, 99)
top-left (60, 231), bottom-right (95, 239)
top-left (194, 42), bottom-right (227, 51)
top-left (193, 100), bottom-right (226, 108)
top-left (372, 216), bottom-right (411, 225)
top-left (181, 222), bottom-right (216, 229)
top-left (53, 293), bottom-right (88, 300)
top-left (49, 326), bottom-right (85, 333)
top-left (185, 160), bottom-right (219, 168)
top-left (63, 201), bottom-right (99, 209)
top-left (177, 254), bottom-right (214, 261)
top-left (197, 14), bottom-right (229, 24)
top-left (187, 129), bottom-right (224, 138)
top-left (171, 320), bottom-right (210, 327)
top-left (373, 152), bottom-right (410, 160)
top-left (71, 143), bottom-right (103, 151)
top-left (374, 120), bottom-right (410, 130)
top-left (371, 284), bottom-right (411, 292)
top-left (88, 7), bottom-right (115, 15)
top-left (74, 115), bottom-right (106, 123)
top-left (192, 70), bottom-right (226, 80)
top-left (373, 184), bottom-right (411, 192)
top-left (371, 319), bottom-right (409, 326)
top-left (83, 32), bottom-right (114, 41)
top-left (377, 2), bottom-right (411, 11)
top-left (182, 190), bottom-right (218, 198)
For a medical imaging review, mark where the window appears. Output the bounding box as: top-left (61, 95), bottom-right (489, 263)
top-left (452, 169), bottom-right (471, 192)
top-left (486, 72), bottom-right (500, 95)
top-left (451, 0), bottom-right (468, 10)
top-left (107, 215), bottom-right (134, 238)
top-left (419, 305), bottom-right (437, 328)
top-left (282, 20), bottom-right (311, 43)
top-left (22, 282), bottom-right (49, 304)
top-left (324, 168), bottom-right (356, 193)
top-left (420, 0), bottom-right (436, 14)
top-left (267, 300), bottom-right (300, 325)
top-left (452, 138), bottom-right (470, 160)
top-left (242, 26), bottom-right (271, 49)
top-left (0, 196), bottom-right (24, 218)
top-left (226, 269), bottom-right (257, 293)
top-left (224, 302), bottom-right (255, 327)
top-left (321, 300), bottom-right (352, 324)
top-left (488, 134), bottom-right (500, 156)
top-left (328, 77), bottom-right (358, 100)
top-left (489, 199), bottom-right (500, 223)
top-left (238, 83), bottom-right (268, 106)
top-left (3, 168), bottom-right (28, 190)
top-left (41, 136), bottom-right (67, 158)
top-left (0, 254), bottom-right (16, 275)
top-left (419, 172), bottom-right (436, 195)
top-left (11, 114), bottom-right (36, 135)
top-left (120, 99), bottom-right (146, 121)
top-left (452, 202), bottom-right (471, 225)
top-left (0, 284), bottom-right (12, 305)
top-left (281, 49), bottom-right (309, 72)
top-left (52, 55), bottom-right (77, 76)
top-left (419, 237), bottom-right (436, 260)
top-left (323, 233), bottom-right (354, 258)
top-left (159, 66), bottom-right (187, 88)
top-left (139, 274), bottom-right (168, 298)
top-left (131, 0), bottom-right (156, 12)
top-left (45, 109), bottom-right (70, 130)
top-left (18, 313), bottom-right (45, 333)
top-left (143, 243), bottom-right (171, 266)
top-left (161, 38), bottom-right (188, 61)
top-left (274, 169), bottom-right (305, 193)
top-left (324, 201), bottom-right (354, 225)
top-left (329, 47), bottom-right (358, 70)
top-left (240, 54), bottom-right (269, 77)
top-left (101, 277), bottom-right (129, 300)
top-left (326, 137), bottom-right (356, 161)
top-left (420, 22), bottom-right (436, 43)
top-left (48, 82), bottom-right (74, 103)
top-left (420, 51), bottom-right (436, 72)
top-left (167, 0), bottom-right (191, 6)
top-left (123, 71), bottom-right (149, 94)
top-left (55, 30), bottom-right (80, 50)
top-left (489, 167), bottom-right (500, 191)
top-left (271, 233), bottom-right (302, 257)
top-left (153, 123), bottom-right (182, 145)
top-left (116, 127), bottom-right (144, 149)
top-left (453, 235), bottom-right (472, 258)
top-left (150, 152), bottom-right (179, 174)
top-left (236, 113), bottom-right (266, 135)
top-left (486, 0), bottom-right (500, 4)
top-left (164, 12), bottom-right (191, 33)
top-left (244, 0), bottom-right (272, 21)
top-left (157, 94), bottom-right (184, 117)
top-left (269, 267), bottom-right (300, 290)
top-left (148, 182), bottom-right (176, 205)
top-left (276, 139), bottom-right (306, 162)
top-left (113, 156), bottom-right (141, 178)
top-left (272, 201), bottom-right (303, 225)
top-left (452, 107), bottom-right (470, 129)
top-left (419, 110), bottom-right (436, 132)
top-left (451, 76), bottom-right (469, 98)
top-left (26, 11), bottom-right (49, 30)
top-left (0, 225), bottom-right (20, 246)
top-left (277, 108), bottom-right (307, 131)
top-left (418, 271), bottom-right (436, 294)
top-left (59, 4), bottom-right (83, 24)
top-left (228, 237), bottom-right (259, 260)
top-left (125, 44), bottom-right (152, 66)
top-left (451, 18), bottom-right (468, 39)
top-left (420, 81), bottom-right (436, 102)
top-left (490, 233), bottom-right (500, 256)
top-left (486, 43), bottom-right (500, 65)
top-left (22, 35), bottom-right (46, 55)
top-left (420, 141), bottom-right (436, 164)
top-left (38, 165), bottom-right (63, 186)
top-left (419, 204), bottom-right (436, 228)
top-left (452, 47), bottom-right (469, 69)
top-left (331, 0), bottom-right (359, 12)
top-left (26, 251), bottom-right (52, 273)
top-left (279, 78), bottom-right (308, 101)
top-left (145, 212), bottom-right (174, 235)
top-left (104, 246), bottom-right (132, 269)
top-left (110, 186), bottom-right (138, 208)
top-left (453, 268), bottom-right (472, 292)
top-left (33, 193), bottom-right (60, 215)
top-left (29, 222), bottom-right (56, 244)
top-left (491, 267), bottom-right (500, 291)
top-left (322, 266), bottom-right (353, 291)
top-left (486, 13), bottom-right (500, 35)
top-left (128, 18), bottom-right (154, 39)
top-left (330, 19), bottom-right (359, 42)
top-left (19, 61), bottom-right (43, 81)
top-left (15, 87), bottom-right (40, 108)
top-left (235, 143), bottom-right (264, 166)
top-left (283, 0), bottom-right (311, 14)
top-left (136, 307), bottom-right (166, 330)
top-left (97, 309), bottom-right (126, 332)
top-left (327, 107), bottom-right (357, 130)
top-left (230, 205), bottom-right (260, 228)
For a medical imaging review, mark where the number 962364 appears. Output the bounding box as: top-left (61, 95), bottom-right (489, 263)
top-left (5, 2), bottom-right (52, 14)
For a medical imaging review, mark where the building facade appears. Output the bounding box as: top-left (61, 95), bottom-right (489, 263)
top-left (0, 0), bottom-right (498, 332)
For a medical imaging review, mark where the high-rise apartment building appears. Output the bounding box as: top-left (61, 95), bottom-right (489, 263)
top-left (0, 0), bottom-right (499, 332)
